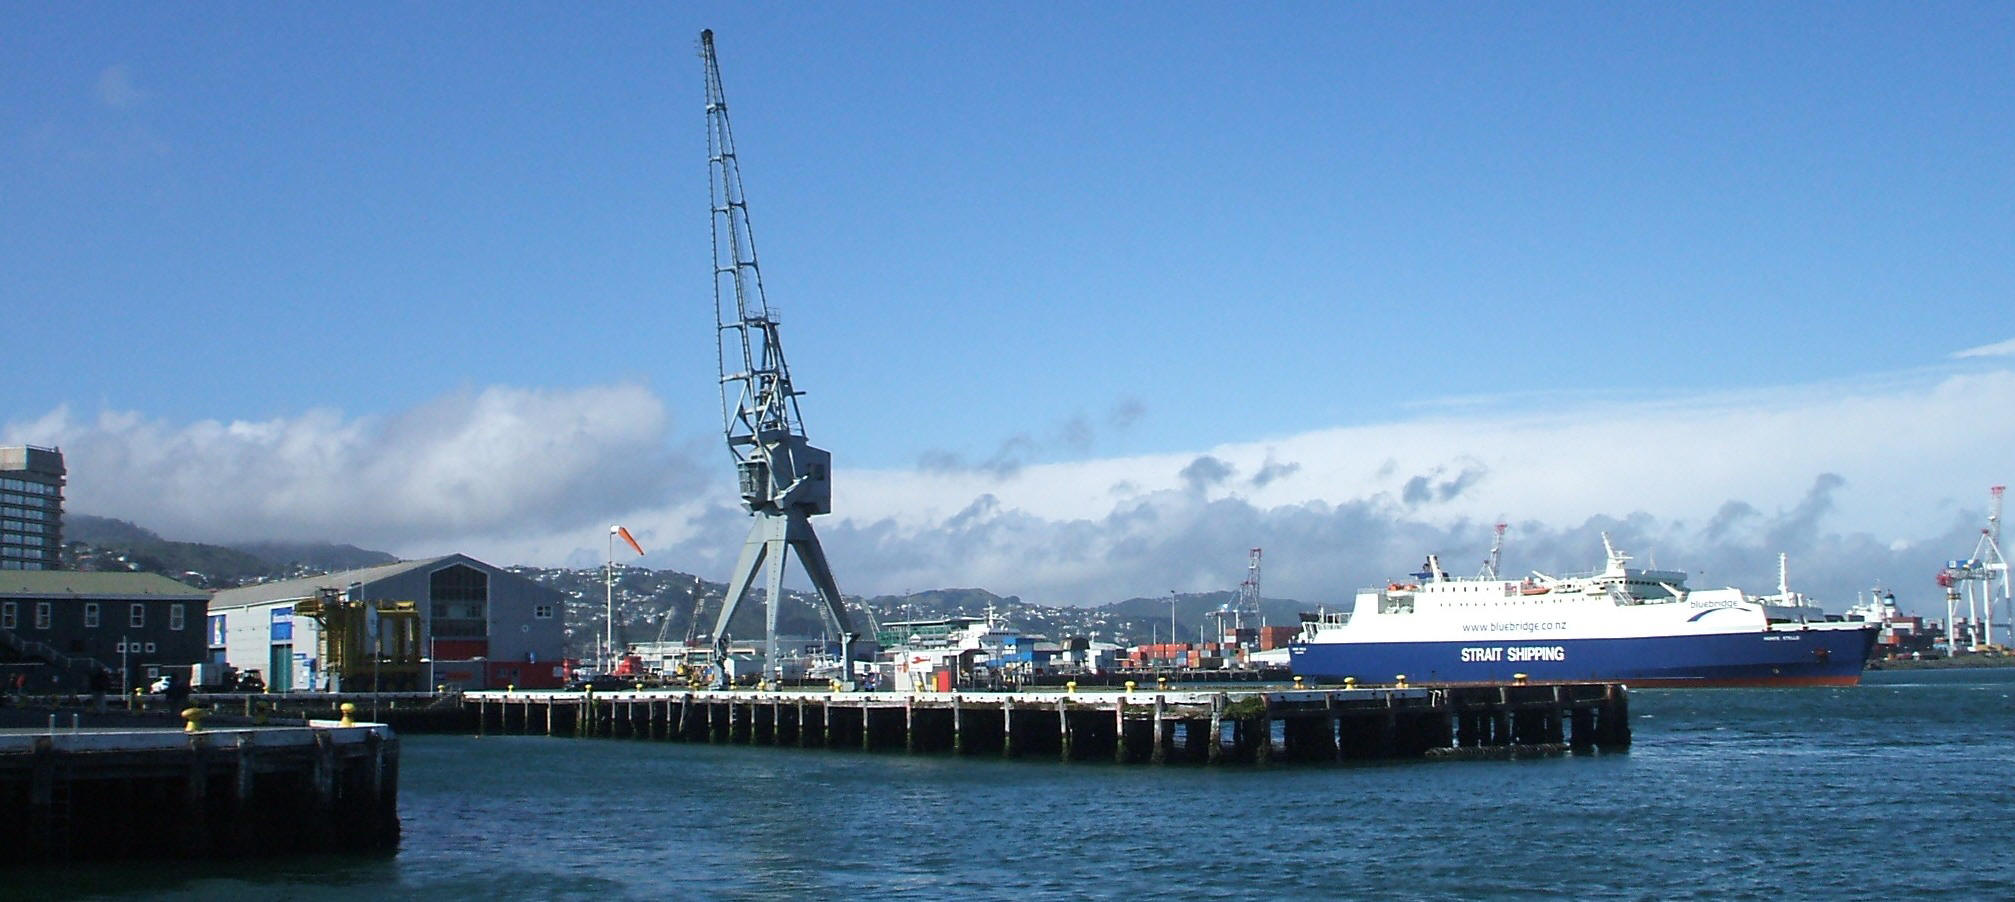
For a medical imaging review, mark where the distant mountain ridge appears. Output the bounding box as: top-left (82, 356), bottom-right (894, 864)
top-left (60, 514), bottom-right (1315, 652)
top-left (231, 540), bottom-right (397, 571)
top-left (62, 514), bottom-right (396, 589)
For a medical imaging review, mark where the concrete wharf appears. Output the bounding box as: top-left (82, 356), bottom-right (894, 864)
top-left (464, 681), bottom-right (1631, 764)
top-left (0, 711), bottom-right (399, 863)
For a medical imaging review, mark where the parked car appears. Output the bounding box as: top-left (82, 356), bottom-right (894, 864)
top-left (236, 670), bottom-right (266, 693)
top-left (148, 675), bottom-right (173, 694)
top-left (564, 675), bottom-right (635, 692)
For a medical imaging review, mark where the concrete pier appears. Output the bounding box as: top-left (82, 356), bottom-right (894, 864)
top-left (463, 682), bottom-right (1630, 765)
top-left (0, 715), bottom-right (399, 862)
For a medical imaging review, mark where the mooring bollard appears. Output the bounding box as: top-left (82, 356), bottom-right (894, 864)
top-left (1156, 676), bottom-right (1168, 691)
top-left (339, 702), bottom-right (356, 726)
top-left (1066, 681), bottom-right (1076, 695)
top-left (183, 706), bottom-right (206, 734)
top-left (1125, 680), bottom-right (1136, 698)
top-left (1293, 675), bottom-right (1304, 689)
top-left (1394, 674), bottom-right (1408, 688)
top-left (1513, 672), bottom-right (1529, 686)
top-left (1344, 676), bottom-right (1357, 689)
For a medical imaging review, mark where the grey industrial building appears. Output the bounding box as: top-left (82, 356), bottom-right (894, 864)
top-left (207, 554), bottom-right (566, 691)
top-left (0, 444), bottom-right (65, 571)
top-left (0, 570), bottom-right (210, 694)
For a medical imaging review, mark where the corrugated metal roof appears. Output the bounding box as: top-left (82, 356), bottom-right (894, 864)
top-left (0, 570), bottom-right (209, 600)
top-left (208, 555), bottom-right (460, 610)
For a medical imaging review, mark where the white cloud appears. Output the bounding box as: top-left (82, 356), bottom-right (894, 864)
top-left (1953, 337), bottom-right (2015, 360)
top-left (12, 367), bottom-right (2012, 619)
top-left (95, 64), bottom-right (145, 109)
top-left (7, 383), bottom-right (699, 553)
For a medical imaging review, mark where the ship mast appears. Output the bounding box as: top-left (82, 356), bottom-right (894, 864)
top-left (1479, 522), bottom-right (1507, 580)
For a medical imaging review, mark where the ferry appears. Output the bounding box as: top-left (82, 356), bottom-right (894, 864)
top-left (1290, 537), bottom-right (1880, 687)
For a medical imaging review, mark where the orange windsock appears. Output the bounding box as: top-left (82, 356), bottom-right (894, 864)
top-left (614, 525), bottom-right (645, 556)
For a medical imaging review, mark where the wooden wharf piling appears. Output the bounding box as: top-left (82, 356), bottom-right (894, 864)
top-left (463, 681), bottom-right (1630, 765)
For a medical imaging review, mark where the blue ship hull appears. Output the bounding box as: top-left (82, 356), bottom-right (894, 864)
top-left (1289, 625), bottom-right (1880, 687)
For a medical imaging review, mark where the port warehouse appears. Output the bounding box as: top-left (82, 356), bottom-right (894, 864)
top-left (0, 571), bottom-right (210, 694)
top-left (206, 554), bottom-right (567, 692)
top-left (461, 682), bottom-right (1633, 764)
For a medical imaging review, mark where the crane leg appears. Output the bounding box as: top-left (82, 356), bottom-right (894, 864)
top-left (712, 519), bottom-right (773, 688)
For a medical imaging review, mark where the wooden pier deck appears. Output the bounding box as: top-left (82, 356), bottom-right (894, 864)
top-left (464, 681), bottom-right (1631, 764)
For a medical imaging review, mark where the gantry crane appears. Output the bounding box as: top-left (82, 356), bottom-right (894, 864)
top-left (700, 29), bottom-right (859, 688)
top-left (1209, 548), bottom-right (1265, 644)
top-left (1937, 485), bottom-right (2008, 652)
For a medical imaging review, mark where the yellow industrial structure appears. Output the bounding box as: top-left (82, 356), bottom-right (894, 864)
top-left (294, 589), bottom-right (422, 691)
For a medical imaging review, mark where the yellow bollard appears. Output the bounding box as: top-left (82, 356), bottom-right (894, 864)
top-left (437, 684), bottom-right (447, 694)
top-left (1125, 680), bottom-right (1136, 698)
top-left (1394, 674), bottom-right (1408, 688)
top-left (1066, 680), bottom-right (1076, 695)
top-left (182, 707), bottom-right (205, 734)
top-left (1513, 672), bottom-right (1529, 686)
top-left (507, 684), bottom-right (515, 693)
top-left (1293, 675), bottom-right (1304, 689)
top-left (339, 702), bottom-right (356, 726)
top-left (253, 702), bottom-right (270, 725)
top-left (1156, 676), bottom-right (1168, 691)
top-left (1344, 676), bottom-right (1357, 689)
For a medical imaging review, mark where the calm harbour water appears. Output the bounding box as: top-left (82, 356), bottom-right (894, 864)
top-left (23, 667), bottom-right (2015, 900)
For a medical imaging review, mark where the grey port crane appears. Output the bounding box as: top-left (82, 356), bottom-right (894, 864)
top-left (700, 29), bottom-right (860, 689)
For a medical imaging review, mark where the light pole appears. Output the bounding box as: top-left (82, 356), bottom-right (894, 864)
top-left (605, 526), bottom-right (616, 673)
top-left (1169, 590), bottom-right (1179, 649)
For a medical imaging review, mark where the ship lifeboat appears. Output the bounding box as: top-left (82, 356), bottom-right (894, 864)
top-left (1520, 581), bottom-right (1550, 596)
top-left (1386, 582), bottom-right (1418, 592)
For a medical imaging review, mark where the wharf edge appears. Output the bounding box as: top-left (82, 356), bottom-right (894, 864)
top-left (461, 682), bottom-right (1632, 764)
top-left (0, 715), bottom-right (399, 864)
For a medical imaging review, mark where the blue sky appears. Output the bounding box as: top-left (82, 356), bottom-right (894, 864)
top-left (6, 3), bottom-right (2014, 616)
